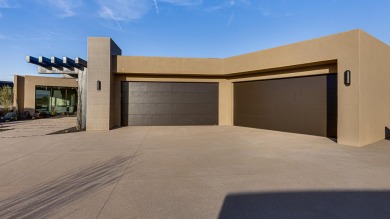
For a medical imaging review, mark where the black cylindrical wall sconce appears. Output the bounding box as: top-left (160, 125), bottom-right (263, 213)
top-left (97, 80), bottom-right (101, 91)
top-left (344, 70), bottom-right (351, 86)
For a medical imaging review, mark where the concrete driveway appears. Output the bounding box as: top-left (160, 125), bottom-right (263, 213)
top-left (0, 117), bottom-right (77, 138)
top-left (0, 126), bottom-right (390, 218)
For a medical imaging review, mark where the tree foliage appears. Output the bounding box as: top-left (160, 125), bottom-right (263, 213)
top-left (0, 85), bottom-right (13, 113)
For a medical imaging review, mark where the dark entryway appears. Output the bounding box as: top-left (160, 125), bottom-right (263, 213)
top-left (121, 82), bottom-right (219, 126)
top-left (234, 74), bottom-right (337, 137)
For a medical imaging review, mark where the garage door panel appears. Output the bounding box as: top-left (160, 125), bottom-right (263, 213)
top-left (124, 92), bottom-right (169, 104)
top-left (298, 92), bottom-right (327, 104)
top-left (127, 115), bottom-right (172, 126)
top-left (235, 103), bottom-right (276, 117)
top-left (170, 115), bottom-right (218, 125)
top-left (124, 91), bottom-right (218, 104)
top-left (169, 103), bottom-right (217, 115)
top-left (170, 92), bottom-right (218, 104)
top-left (234, 115), bottom-right (279, 131)
top-left (144, 83), bottom-right (172, 92)
top-left (235, 94), bottom-right (276, 105)
top-left (121, 82), bottom-right (218, 126)
top-left (125, 114), bottom-right (218, 126)
top-left (127, 103), bottom-right (171, 115)
top-left (302, 120), bottom-right (327, 135)
top-left (135, 92), bottom-right (173, 104)
top-left (234, 74), bottom-right (337, 137)
top-left (126, 82), bottom-right (147, 92)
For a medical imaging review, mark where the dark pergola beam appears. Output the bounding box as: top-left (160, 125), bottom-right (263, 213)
top-left (51, 56), bottom-right (65, 68)
top-left (38, 56), bottom-right (51, 65)
top-left (51, 56), bottom-right (73, 69)
top-left (63, 57), bottom-right (82, 68)
top-left (26, 56), bottom-right (50, 68)
top-left (27, 55), bottom-right (87, 70)
top-left (39, 56), bottom-right (63, 69)
top-left (75, 57), bottom-right (87, 67)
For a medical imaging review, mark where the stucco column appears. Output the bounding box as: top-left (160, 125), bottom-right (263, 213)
top-left (336, 32), bottom-right (361, 146)
top-left (13, 75), bottom-right (25, 113)
top-left (86, 37), bottom-right (121, 131)
top-left (219, 80), bottom-right (233, 125)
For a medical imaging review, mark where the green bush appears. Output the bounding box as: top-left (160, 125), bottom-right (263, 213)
top-left (0, 85), bottom-right (13, 114)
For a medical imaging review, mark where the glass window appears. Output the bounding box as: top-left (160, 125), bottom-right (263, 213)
top-left (51, 88), bottom-right (67, 114)
top-left (67, 88), bottom-right (77, 114)
top-left (35, 87), bottom-right (50, 113)
top-left (35, 86), bottom-right (78, 115)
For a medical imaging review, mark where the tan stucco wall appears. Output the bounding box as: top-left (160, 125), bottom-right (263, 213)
top-left (229, 64), bottom-right (337, 82)
top-left (359, 31), bottom-right (390, 146)
top-left (115, 56), bottom-right (224, 75)
top-left (115, 30), bottom-right (355, 77)
top-left (13, 75), bottom-right (77, 114)
top-left (218, 80), bottom-right (233, 125)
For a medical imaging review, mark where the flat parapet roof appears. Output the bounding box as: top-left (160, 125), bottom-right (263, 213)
top-left (114, 29), bottom-right (386, 77)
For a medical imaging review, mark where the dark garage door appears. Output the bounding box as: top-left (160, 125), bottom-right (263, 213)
top-left (121, 82), bottom-right (218, 126)
top-left (234, 74), bottom-right (337, 137)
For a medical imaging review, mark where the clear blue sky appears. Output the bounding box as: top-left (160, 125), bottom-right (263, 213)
top-left (0, 0), bottom-right (389, 81)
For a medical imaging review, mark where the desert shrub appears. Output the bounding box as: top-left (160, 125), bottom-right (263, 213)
top-left (0, 85), bottom-right (13, 114)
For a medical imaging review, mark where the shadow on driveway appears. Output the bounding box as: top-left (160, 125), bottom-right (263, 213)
top-left (0, 155), bottom-right (130, 219)
top-left (218, 190), bottom-right (390, 219)
top-left (0, 125), bottom-right (13, 132)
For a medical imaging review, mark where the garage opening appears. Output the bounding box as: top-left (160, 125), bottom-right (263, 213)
top-left (234, 74), bottom-right (337, 138)
top-left (121, 82), bottom-right (219, 126)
